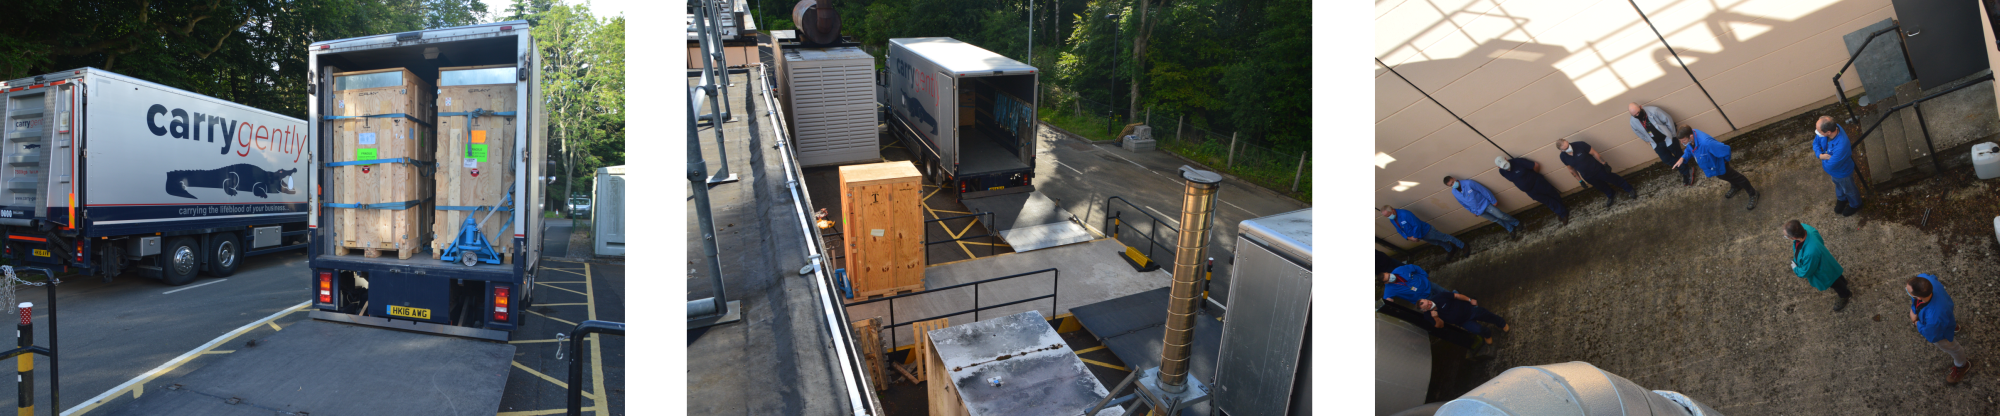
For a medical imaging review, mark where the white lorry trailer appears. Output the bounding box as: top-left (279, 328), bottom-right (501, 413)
top-left (884, 37), bottom-right (1038, 197)
top-left (0, 68), bottom-right (311, 285)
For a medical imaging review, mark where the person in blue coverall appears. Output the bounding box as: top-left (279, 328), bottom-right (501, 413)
top-left (1786, 220), bottom-right (1851, 312)
top-left (1908, 273), bottom-right (1972, 384)
top-left (1674, 125), bottom-right (1760, 211)
top-left (1813, 116), bottom-right (1862, 216)
top-left (1382, 264), bottom-right (1440, 305)
top-left (1381, 206), bottom-right (1468, 258)
top-left (1444, 176), bottom-right (1520, 238)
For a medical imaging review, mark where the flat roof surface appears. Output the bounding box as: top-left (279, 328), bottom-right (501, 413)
top-left (890, 37), bottom-right (1038, 74)
top-left (685, 66), bottom-right (856, 414)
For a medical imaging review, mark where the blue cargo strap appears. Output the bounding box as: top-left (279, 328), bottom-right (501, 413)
top-left (436, 205), bottom-right (515, 212)
top-left (323, 113), bottom-right (434, 128)
top-left (323, 199), bottom-right (425, 210)
top-left (438, 108), bottom-right (517, 118)
top-left (326, 157), bottom-right (432, 167)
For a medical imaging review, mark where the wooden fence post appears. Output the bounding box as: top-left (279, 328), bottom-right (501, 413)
top-left (1292, 150), bottom-right (1308, 193)
top-left (1175, 114), bottom-right (1183, 142)
top-left (1227, 132), bottom-right (1238, 168)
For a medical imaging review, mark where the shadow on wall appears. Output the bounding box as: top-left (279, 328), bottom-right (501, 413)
top-left (1374, 0), bottom-right (1883, 248)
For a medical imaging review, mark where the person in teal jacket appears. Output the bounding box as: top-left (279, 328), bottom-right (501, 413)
top-left (1674, 125), bottom-right (1760, 210)
top-left (1785, 220), bottom-right (1851, 311)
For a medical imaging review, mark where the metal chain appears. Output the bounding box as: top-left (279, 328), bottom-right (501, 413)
top-left (0, 266), bottom-right (50, 312)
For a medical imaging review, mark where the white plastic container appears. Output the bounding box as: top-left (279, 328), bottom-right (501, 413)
top-left (1973, 142), bottom-right (2000, 180)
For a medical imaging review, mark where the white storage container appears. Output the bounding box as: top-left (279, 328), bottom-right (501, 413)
top-left (1972, 142), bottom-right (2000, 180)
top-left (781, 46), bottom-right (879, 167)
top-left (592, 165), bottom-right (624, 257)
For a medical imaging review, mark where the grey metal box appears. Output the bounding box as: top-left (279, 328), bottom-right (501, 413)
top-left (928, 310), bottom-right (1117, 416)
top-left (128, 236), bottom-right (160, 257)
top-left (782, 46), bottom-right (880, 167)
top-left (1214, 208), bottom-right (1312, 416)
top-left (253, 226), bottom-right (282, 248)
top-left (592, 166), bottom-right (624, 257)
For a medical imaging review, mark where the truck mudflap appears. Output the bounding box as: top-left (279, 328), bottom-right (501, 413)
top-left (92, 319), bottom-right (515, 416)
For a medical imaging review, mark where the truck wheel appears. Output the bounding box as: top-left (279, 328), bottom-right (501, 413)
top-left (206, 232), bottom-right (241, 277)
top-left (158, 237), bottom-right (200, 286)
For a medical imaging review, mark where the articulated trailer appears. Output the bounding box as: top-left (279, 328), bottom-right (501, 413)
top-left (884, 37), bottom-right (1039, 198)
top-left (0, 68), bottom-right (311, 285)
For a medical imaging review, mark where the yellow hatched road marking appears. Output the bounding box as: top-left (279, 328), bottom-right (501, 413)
top-left (586, 263), bottom-right (610, 415)
top-left (538, 283), bottom-right (588, 297)
top-left (1080, 358), bottom-right (1127, 371)
top-left (1073, 345), bottom-right (1107, 354)
top-left (545, 268), bottom-right (588, 277)
top-left (268, 322), bottom-right (282, 331)
top-left (529, 310), bottom-right (576, 327)
top-left (930, 209), bottom-right (972, 215)
top-left (960, 241), bottom-right (1010, 247)
top-left (511, 361), bottom-right (568, 389)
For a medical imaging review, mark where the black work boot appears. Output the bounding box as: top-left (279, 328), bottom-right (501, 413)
top-left (1724, 186), bottom-right (1739, 199)
top-left (1745, 192), bottom-right (1759, 211)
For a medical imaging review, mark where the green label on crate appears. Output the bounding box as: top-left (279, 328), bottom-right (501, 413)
top-left (357, 148), bottom-right (378, 160)
top-left (467, 144), bottom-right (488, 162)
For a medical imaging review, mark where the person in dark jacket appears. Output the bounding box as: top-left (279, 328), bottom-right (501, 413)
top-left (1382, 206), bottom-right (1468, 257)
top-left (1556, 139), bottom-right (1637, 208)
top-left (1908, 273), bottom-right (1971, 384)
top-left (1813, 116), bottom-right (1862, 216)
top-left (1495, 156), bottom-right (1569, 225)
top-left (1420, 290), bottom-right (1509, 340)
top-left (1675, 125), bottom-right (1759, 210)
top-left (1786, 220), bottom-right (1850, 311)
top-left (1629, 103), bottom-right (1694, 186)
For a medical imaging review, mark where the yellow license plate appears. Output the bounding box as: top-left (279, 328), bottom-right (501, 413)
top-left (31, 249), bottom-right (48, 257)
top-left (389, 305), bottom-right (431, 320)
top-left (989, 186), bottom-right (1005, 190)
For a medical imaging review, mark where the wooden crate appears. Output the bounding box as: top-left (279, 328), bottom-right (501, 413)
top-left (925, 336), bottom-right (967, 416)
top-left (432, 65), bottom-right (518, 263)
top-left (328, 68), bottom-right (437, 260)
top-left (839, 162), bottom-right (925, 301)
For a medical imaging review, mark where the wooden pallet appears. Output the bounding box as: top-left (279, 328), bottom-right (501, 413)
top-left (845, 283), bottom-right (922, 304)
top-left (851, 317), bottom-right (888, 391)
top-left (902, 318), bottom-right (948, 384)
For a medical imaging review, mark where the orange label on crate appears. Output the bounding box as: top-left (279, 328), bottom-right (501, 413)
top-left (471, 130), bottom-right (486, 143)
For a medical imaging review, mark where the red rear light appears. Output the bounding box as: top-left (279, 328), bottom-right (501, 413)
top-left (493, 286), bottom-right (511, 322)
top-left (501, 25), bottom-right (514, 31)
top-left (317, 272), bottom-right (332, 304)
top-left (318, 44), bottom-right (329, 50)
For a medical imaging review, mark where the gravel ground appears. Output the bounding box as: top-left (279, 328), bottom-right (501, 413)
top-left (1401, 103), bottom-right (2000, 414)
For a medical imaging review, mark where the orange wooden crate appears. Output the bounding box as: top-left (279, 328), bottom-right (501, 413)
top-left (839, 162), bottom-right (925, 300)
top-left (328, 68), bottom-right (437, 259)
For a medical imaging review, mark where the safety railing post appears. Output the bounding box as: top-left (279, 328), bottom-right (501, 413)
top-left (16, 302), bottom-right (31, 416)
top-left (564, 320), bottom-right (626, 416)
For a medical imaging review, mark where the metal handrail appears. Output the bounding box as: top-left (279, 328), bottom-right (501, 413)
top-left (1831, 25), bottom-right (1905, 124)
top-left (562, 320), bottom-right (625, 416)
top-left (1102, 196), bottom-right (1179, 266)
top-left (1846, 73), bottom-right (1995, 177)
top-left (847, 267), bottom-right (1058, 350)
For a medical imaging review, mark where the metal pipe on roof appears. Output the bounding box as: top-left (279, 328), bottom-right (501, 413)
top-left (1159, 166), bottom-right (1221, 392)
top-left (686, 87), bottom-right (731, 320)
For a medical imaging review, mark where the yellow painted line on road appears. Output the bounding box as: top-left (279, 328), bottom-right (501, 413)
top-left (960, 241), bottom-right (1011, 247)
top-left (545, 268), bottom-right (588, 278)
top-left (129, 385), bottom-right (139, 399)
top-left (65, 302), bottom-right (308, 416)
top-left (1080, 358), bottom-right (1127, 371)
top-left (1073, 345), bottom-right (1106, 354)
top-left (201, 350), bottom-right (234, 355)
top-left (586, 262), bottom-right (610, 415)
top-left (267, 322), bottom-right (282, 331)
top-left (539, 283), bottom-right (588, 297)
top-left (509, 339), bottom-right (562, 344)
top-left (539, 280), bottom-right (587, 284)
top-left (529, 310), bottom-right (577, 327)
top-left (511, 361), bottom-right (568, 389)
top-left (497, 409), bottom-right (567, 416)
top-left (930, 209), bottom-right (972, 215)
